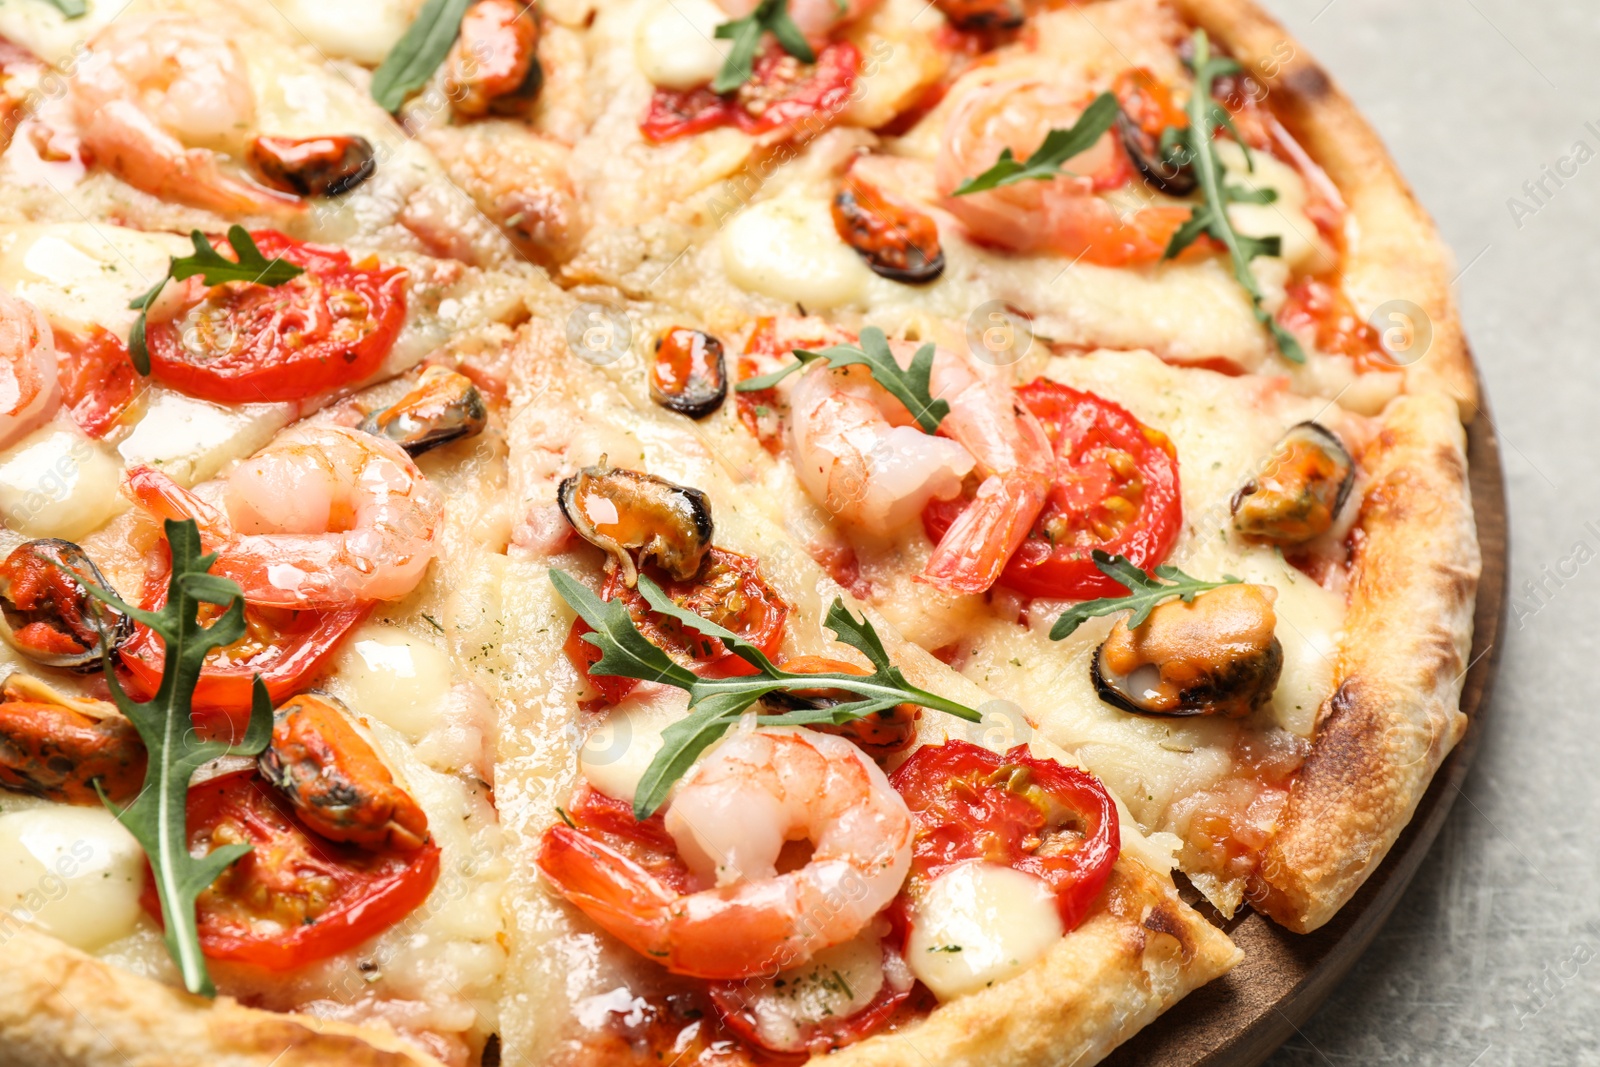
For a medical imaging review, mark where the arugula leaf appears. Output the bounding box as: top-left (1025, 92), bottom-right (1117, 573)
top-left (733, 327), bottom-right (950, 433)
top-left (1160, 31), bottom-right (1306, 364)
top-left (126, 227), bottom-right (305, 375)
top-left (551, 568), bottom-right (980, 818)
top-left (371, 0), bottom-right (473, 111)
top-left (951, 92), bottom-right (1120, 196)
top-left (712, 0), bottom-right (814, 94)
top-left (39, 0), bottom-right (86, 18)
top-left (77, 519), bottom-right (271, 997)
top-left (1048, 550), bottom-right (1241, 640)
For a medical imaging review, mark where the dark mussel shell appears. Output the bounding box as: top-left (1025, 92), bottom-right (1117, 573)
top-left (0, 539), bottom-right (129, 671)
top-left (558, 466), bottom-right (713, 585)
top-left (832, 181), bottom-right (945, 285)
top-left (650, 328), bottom-right (728, 420)
top-left (248, 134), bottom-right (377, 198)
top-left (1231, 422), bottom-right (1355, 545)
top-left (1091, 583), bottom-right (1282, 719)
top-left (933, 0), bottom-right (1025, 31)
top-left (1116, 110), bottom-right (1196, 197)
top-left (360, 367), bottom-right (489, 456)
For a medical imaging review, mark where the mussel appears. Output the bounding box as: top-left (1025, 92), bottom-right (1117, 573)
top-left (1114, 70), bottom-right (1197, 197)
top-left (1092, 583), bottom-right (1282, 719)
top-left (558, 465), bottom-right (713, 586)
top-left (0, 539), bottom-right (128, 672)
top-left (0, 673), bottom-right (145, 805)
top-left (360, 367), bottom-right (489, 456)
top-left (650, 328), bottom-right (728, 420)
top-left (932, 0), bottom-right (1025, 31)
top-left (1231, 422), bottom-right (1355, 545)
top-left (832, 180), bottom-right (945, 285)
top-left (446, 0), bottom-right (543, 118)
top-left (764, 656), bottom-right (919, 764)
top-left (258, 693), bottom-right (430, 851)
top-left (248, 134), bottom-right (377, 198)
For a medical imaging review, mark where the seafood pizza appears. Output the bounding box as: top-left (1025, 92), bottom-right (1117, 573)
top-left (0, 0), bottom-right (1480, 1065)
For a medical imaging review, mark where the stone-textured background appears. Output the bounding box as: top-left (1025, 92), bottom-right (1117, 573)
top-left (1257, 2), bottom-right (1600, 1064)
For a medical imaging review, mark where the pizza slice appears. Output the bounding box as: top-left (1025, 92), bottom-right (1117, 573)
top-left (485, 308), bottom-right (1242, 1063)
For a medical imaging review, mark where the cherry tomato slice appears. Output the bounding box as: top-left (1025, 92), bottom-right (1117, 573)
top-left (563, 547), bottom-right (790, 705)
top-left (118, 546), bottom-right (370, 738)
top-left (641, 41), bottom-right (859, 144)
top-left (889, 739), bottom-right (1119, 933)
top-left (142, 771), bottom-right (439, 971)
top-left (1277, 276), bottom-right (1399, 374)
top-left (54, 325), bottom-right (144, 439)
top-left (145, 230), bottom-right (406, 404)
top-left (924, 380), bottom-right (1181, 599)
top-left (707, 936), bottom-right (913, 1061)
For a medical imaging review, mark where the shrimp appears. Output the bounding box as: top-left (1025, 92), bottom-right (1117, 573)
top-left (70, 16), bottom-right (301, 216)
top-left (936, 78), bottom-right (1194, 266)
top-left (123, 424), bottom-right (443, 608)
top-left (786, 340), bottom-right (1053, 594)
top-left (0, 290), bottom-right (59, 450)
top-left (537, 726), bottom-right (913, 979)
top-left (717, 0), bottom-right (882, 47)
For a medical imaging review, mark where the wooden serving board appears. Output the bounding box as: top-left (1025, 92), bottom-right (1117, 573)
top-left (1102, 396), bottom-right (1509, 1067)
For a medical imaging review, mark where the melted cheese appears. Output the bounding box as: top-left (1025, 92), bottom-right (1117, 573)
top-left (325, 625), bottom-right (456, 740)
top-left (740, 930), bottom-right (897, 1050)
top-left (906, 863), bottom-right (1064, 1000)
top-left (721, 193), bottom-right (874, 310)
top-left (117, 390), bottom-right (293, 488)
top-left (0, 225), bottom-right (187, 337)
top-left (634, 0), bottom-right (729, 90)
top-left (0, 805), bottom-right (145, 952)
top-left (270, 0), bottom-right (415, 65)
top-left (0, 423), bottom-right (125, 539)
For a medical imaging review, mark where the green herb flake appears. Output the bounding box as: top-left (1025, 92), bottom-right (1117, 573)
top-left (1049, 550), bottom-right (1241, 640)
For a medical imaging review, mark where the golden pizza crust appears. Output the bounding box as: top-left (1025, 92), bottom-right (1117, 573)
top-left (0, 927), bottom-right (445, 1067)
top-left (827, 857), bottom-right (1240, 1067)
top-left (1173, 0), bottom-right (1478, 419)
top-left (1249, 393), bottom-right (1479, 931)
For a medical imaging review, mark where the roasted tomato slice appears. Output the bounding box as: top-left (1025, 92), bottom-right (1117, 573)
top-left (145, 230), bottom-right (406, 404)
top-left (54, 325), bottom-right (144, 439)
top-left (924, 380), bottom-right (1181, 600)
top-left (119, 547), bottom-right (370, 737)
top-left (889, 739), bottom-right (1118, 932)
top-left (563, 547), bottom-right (790, 705)
top-left (1277, 276), bottom-right (1399, 373)
top-left (641, 41), bottom-right (859, 143)
top-left (142, 771), bottom-right (439, 970)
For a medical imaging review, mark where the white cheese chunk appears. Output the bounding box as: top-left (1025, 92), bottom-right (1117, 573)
top-left (0, 423), bottom-right (124, 539)
top-left (722, 194), bottom-right (874, 310)
top-left (269, 0), bottom-right (415, 65)
top-left (579, 685), bottom-right (691, 805)
top-left (907, 862), bottom-right (1063, 1000)
top-left (116, 389), bottom-right (293, 489)
top-left (635, 0), bottom-right (730, 90)
top-left (0, 805), bottom-right (145, 952)
top-left (740, 930), bottom-right (894, 1050)
top-left (0, 224), bottom-right (186, 337)
top-left (324, 625), bottom-right (456, 740)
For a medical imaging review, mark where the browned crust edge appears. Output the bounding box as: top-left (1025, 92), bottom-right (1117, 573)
top-left (1173, 0), bottom-right (1479, 418)
top-left (1248, 392), bottom-right (1480, 932)
top-left (0, 927), bottom-right (446, 1067)
top-left (815, 857), bottom-right (1241, 1067)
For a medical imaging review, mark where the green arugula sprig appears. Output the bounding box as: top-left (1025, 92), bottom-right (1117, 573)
top-left (1160, 30), bottom-right (1305, 364)
top-left (1049, 550), bottom-right (1241, 640)
top-left (550, 569), bottom-right (979, 818)
top-left (127, 226), bottom-right (305, 374)
top-left (734, 326), bottom-right (949, 433)
top-left (39, 0), bottom-right (86, 18)
top-left (371, 0), bottom-right (473, 111)
top-left (712, 0), bottom-right (814, 94)
top-left (75, 520), bottom-right (272, 997)
top-left (951, 91), bottom-right (1120, 196)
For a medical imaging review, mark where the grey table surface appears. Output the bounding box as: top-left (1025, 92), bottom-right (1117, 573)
top-left (1252, 2), bottom-right (1600, 1065)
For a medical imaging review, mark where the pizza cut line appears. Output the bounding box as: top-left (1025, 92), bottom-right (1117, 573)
top-left (0, 0), bottom-right (1480, 1065)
